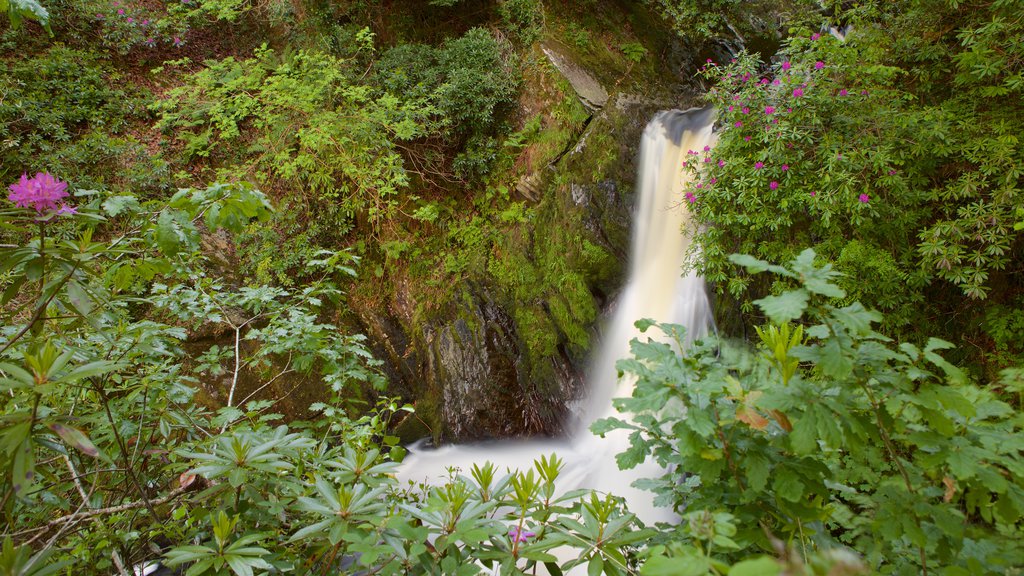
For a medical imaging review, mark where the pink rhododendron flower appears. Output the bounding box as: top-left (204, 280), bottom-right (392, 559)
top-left (718, 160), bottom-right (725, 167)
top-left (814, 61), bottom-right (825, 70)
top-left (754, 162), bottom-right (764, 169)
top-left (734, 121), bottom-right (743, 127)
top-left (782, 61), bottom-right (791, 71)
top-left (765, 106), bottom-right (775, 115)
top-left (839, 89), bottom-right (848, 96)
top-left (773, 79), bottom-right (781, 85)
top-left (742, 107), bottom-right (750, 114)
top-left (811, 33), bottom-right (821, 40)
top-left (509, 527), bottom-right (536, 543)
top-left (859, 193), bottom-right (870, 203)
top-left (744, 136), bottom-right (751, 141)
top-left (793, 88), bottom-right (804, 97)
top-left (8, 172), bottom-right (72, 214)
top-left (770, 181), bottom-right (779, 190)
top-left (117, 8), bottom-right (124, 14)
top-left (781, 164), bottom-right (789, 171)
top-left (703, 145), bottom-right (711, 152)
top-left (810, 190), bottom-right (817, 196)
top-left (710, 178), bottom-right (717, 184)
top-left (685, 192), bottom-right (696, 203)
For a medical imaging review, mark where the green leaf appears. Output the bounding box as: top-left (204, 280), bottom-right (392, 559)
top-left (102, 195), bottom-right (142, 217)
top-left (772, 467), bottom-right (804, 502)
top-left (790, 413), bottom-right (818, 454)
top-left (5, 0), bottom-right (50, 31)
top-left (47, 423), bottom-right (100, 458)
top-left (729, 557), bottom-right (781, 576)
top-left (642, 554), bottom-right (709, 576)
top-left (11, 439), bottom-right (36, 498)
top-left (754, 290), bottom-right (809, 324)
top-left (818, 339), bottom-right (853, 379)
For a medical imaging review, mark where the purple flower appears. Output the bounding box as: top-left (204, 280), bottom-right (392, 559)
top-left (744, 136), bottom-right (751, 142)
top-left (811, 33), bottom-right (821, 40)
top-left (145, 37), bottom-right (156, 47)
top-left (509, 527), bottom-right (536, 543)
top-left (696, 183), bottom-right (703, 189)
top-left (718, 160), bottom-right (725, 167)
top-left (793, 88), bottom-right (804, 97)
top-left (742, 107), bottom-right (750, 114)
top-left (888, 169), bottom-right (898, 175)
top-left (685, 192), bottom-right (696, 203)
top-left (764, 106), bottom-right (775, 115)
top-left (733, 94), bottom-right (741, 101)
top-left (96, 13), bottom-right (104, 18)
top-left (859, 193), bottom-right (870, 203)
top-left (754, 161), bottom-right (764, 170)
top-left (117, 8), bottom-right (124, 14)
top-left (141, 18), bottom-right (149, 25)
top-left (770, 181), bottom-right (779, 190)
top-left (781, 164), bottom-right (789, 171)
top-left (781, 61), bottom-right (791, 71)
top-left (742, 73), bottom-right (751, 82)
top-left (703, 145), bottom-right (711, 152)
top-left (710, 178), bottom-right (717, 184)
top-left (734, 121), bottom-right (743, 128)
top-left (727, 105), bottom-right (734, 112)
top-left (772, 79), bottom-right (781, 86)
top-left (8, 172), bottom-right (71, 213)
top-left (839, 88), bottom-right (848, 96)
top-left (760, 78), bottom-right (769, 85)
top-left (55, 204), bottom-right (77, 215)
top-left (126, 16), bottom-right (133, 22)
top-left (172, 36), bottom-right (184, 46)
top-left (861, 90), bottom-right (869, 96)
top-left (810, 190), bottom-right (817, 196)
top-left (704, 157), bottom-right (711, 163)
top-left (814, 61), bottom-right (825, 70)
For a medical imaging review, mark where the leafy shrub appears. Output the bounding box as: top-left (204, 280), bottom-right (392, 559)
top-left (497, 0), bottom-right (544, 45)
top-left (154, 44), bottom-right (431, 224)
top-left (596, 249), bottom-right (1024, 573)
top-left (376, 28), bottom-right (519, 145)
top-left (0, 47), bottom-right (141, 183)
top-left (686, 4), bottom-right (1024, 340)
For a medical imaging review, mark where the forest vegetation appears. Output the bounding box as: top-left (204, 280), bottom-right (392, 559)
top-left (0, 0), bottom-right (1022, 574)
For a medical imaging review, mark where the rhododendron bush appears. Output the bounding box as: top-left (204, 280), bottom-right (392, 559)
top-left (683, 1), bottom-right (1024, 335)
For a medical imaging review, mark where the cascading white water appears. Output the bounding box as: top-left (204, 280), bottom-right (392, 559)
top-left (397, 108), bottom-right (717, 528)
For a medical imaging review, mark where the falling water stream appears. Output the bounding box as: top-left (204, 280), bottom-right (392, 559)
top-left (397, 106), bottom-right (717, 551)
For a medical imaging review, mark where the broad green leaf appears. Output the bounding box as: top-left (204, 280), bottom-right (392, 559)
top-left (754, 290), bottom-right (808, 324)
top-left (729, 557), bottom-right (781, 576)
top-left (46, 423), bottom-right (100, 457)
top-left (11, 439), bottom-right (35, 498)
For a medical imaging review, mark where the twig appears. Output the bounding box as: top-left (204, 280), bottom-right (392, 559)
top-left (45, 484), bottom-right (190, 528)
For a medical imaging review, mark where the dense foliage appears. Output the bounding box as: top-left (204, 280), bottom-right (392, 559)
top-left (597, 250), bottom-right (1024, 574)
top-left (1, 0), bottom-right (1023, 574)
top-left (683, 0), bottom-right (1024, 339)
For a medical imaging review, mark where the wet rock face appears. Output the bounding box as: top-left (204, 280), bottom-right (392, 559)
top-left (431, 291), bottom-right (534, 440)
top-left (360, 285), bottom-right (583, 443)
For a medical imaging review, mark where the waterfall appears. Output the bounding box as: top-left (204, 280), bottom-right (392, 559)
top-left (397, 108), bottom-right (716, 528)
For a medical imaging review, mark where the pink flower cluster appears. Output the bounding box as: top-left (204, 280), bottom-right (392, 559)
top-left (7, 173), bottom-right (76, 215)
